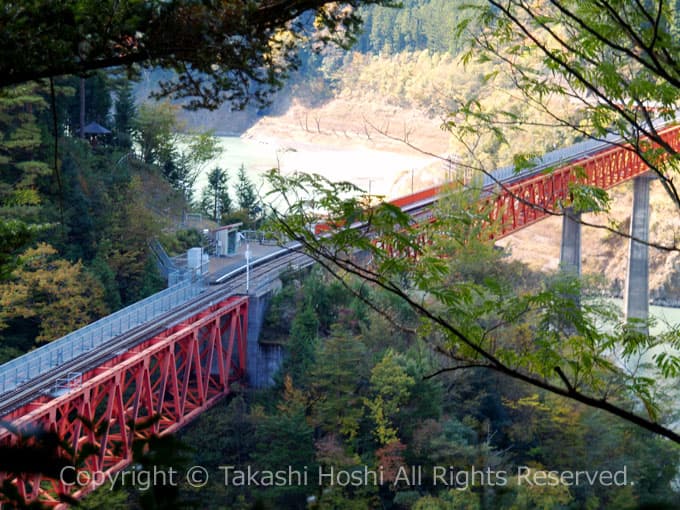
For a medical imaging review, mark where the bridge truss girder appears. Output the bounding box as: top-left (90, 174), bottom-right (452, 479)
top-left (491, 125), bottom-right (680, 237)
top-left (0, 296), bottom-right (248, 507)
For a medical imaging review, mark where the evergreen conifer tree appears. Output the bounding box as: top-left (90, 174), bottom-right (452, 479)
top-left (235, 164), bottom-right (258, 216)
top-left (200, 166), bottom-right (231, 222)
top-left (113, 80), bottom-right (136, 150)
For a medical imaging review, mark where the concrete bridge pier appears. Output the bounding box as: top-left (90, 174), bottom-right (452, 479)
top-left (246, 286), bottom-right (285, 388)
top-left (560, 207), bottom-right (582, 276)
top-left (624, 173), bottom-right (654, 334)
top-left (558, 206), bottom-right (582, 317)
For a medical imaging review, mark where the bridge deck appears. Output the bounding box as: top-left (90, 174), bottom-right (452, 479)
top-left (1, 120), bottom-right (679, 506)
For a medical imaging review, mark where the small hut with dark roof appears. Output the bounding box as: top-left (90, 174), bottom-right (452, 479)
top-left (82, 121), bottom-right (111, 146)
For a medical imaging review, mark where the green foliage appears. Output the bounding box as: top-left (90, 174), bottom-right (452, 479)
top-left (0, 84), bottom-right (51, 275)
top-left (0, 84), bottom-right (50, 187)
top-left (200, 166), bottom-right (231, 222)
top-left (356, 0), bottom-right (482, 55)
top-left (310, 331), bottom-right (370, 440)
top-left (113, 79), bottom-right (136, 150)
top-left (134, 103), bottom-right (219, 203)
top-left (188, 393), bottom-right (255, 468)
top-left (457, 0), bottom-right (680, 209)
top-left (58, 73), bottom-right (112, 135)
top-left (261, 278), bottom-right (298, 342)
top-left (78, 485), bottom-right (130, 509)
top-left (265, 164), bottom-right (680, 450)
top-left (0, 243), bottom-right (108, 343)
top-left (0, 0), bottom-right (390, 110)
top-left (136, 255), bottom-right (166, 303)
top-left (0, 344), bottom-right (24, 365)
top-left (220, 208), bottom-right (253, 229)
top-left (235, 165), bottom-right (258, 216)
top-left (452, 0), bottom-right (680, 406)
top-left (4, 3), bottom-right (680, 508)
top-left (0, 80), bottom-right (172, 352)
top-left (159, 229), bottom-right (204, 257)
top-left (0, 219), bottom-right (40, 281)
top-left (90, 252), bottom-right (123, 311)
top-left (250, 403), bottom-right (316, 507)
top-left (168, 267), bottom-right (680, 509)
top-left (177, 394), bottom-right (256, 508)
top-left (93, 173), bottom-right (164, 305)
top-left (134, 102), bottom-right (178, 166)
top-left (285, 302), bottom-right (319, 386)
top-left (567, 181), bottom-right (612, 214)
top-left (366, 350), bottom-right (415, 444)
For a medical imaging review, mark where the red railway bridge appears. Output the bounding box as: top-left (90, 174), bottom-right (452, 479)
top-left (1, 124), bottom-right (678, 507)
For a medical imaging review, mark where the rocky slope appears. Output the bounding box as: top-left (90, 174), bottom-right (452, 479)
top-left (242, 97), bottom-right (454, 197)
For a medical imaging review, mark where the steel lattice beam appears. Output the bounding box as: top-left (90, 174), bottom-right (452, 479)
top-left (488, 127), bottom-right (680, 236)
top-left (0, 296), bottom-right (248, 507)
top-left (389, 125), bottom-right (680, 246)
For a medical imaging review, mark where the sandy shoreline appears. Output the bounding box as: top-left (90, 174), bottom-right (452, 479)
top-left (240, 98), bottom-right (453, 197)
top-left (245, 136), bottom-right (441, 198)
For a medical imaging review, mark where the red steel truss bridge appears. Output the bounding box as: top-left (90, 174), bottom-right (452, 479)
top-left (0, 251), bottom-right (311, 506)
top-left (391, 123), bottom-right (680, 237)
top-left (0, 123), bottom-right (678, 507)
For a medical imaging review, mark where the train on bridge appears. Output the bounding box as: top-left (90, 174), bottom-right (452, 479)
top-left (1, 122), bottom-right (678, 507)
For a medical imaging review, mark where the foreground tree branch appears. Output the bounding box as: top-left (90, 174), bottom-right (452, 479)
top-left (364, 119), bottom-right (680, 253)
top-left (458, 0), bottom-right (680, 210)
top-left (265, 170), bottom-right (680, 444)
top-left (0, 0), bottom-right (386, 109)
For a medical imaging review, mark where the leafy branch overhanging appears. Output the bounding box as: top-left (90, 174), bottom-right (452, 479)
top-left (265, 171), bottom-right (680, 445)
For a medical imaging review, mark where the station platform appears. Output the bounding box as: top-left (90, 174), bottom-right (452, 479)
top-left (207, 241), bottom-right (287, 283)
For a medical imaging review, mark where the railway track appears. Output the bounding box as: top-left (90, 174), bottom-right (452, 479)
top-left (0, 249), bottom-right (312, 418)
top-left (9, 122), bottom-right (661, 418)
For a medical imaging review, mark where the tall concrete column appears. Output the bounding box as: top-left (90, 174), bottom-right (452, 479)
top-left (624, 174), bottom-right (654, 332)
top-left (560, 207), bottom-right (582, 276)
top-left (246, 287), bottom-right (284, 388)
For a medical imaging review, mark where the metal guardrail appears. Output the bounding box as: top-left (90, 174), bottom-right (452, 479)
top-left (400, 123), bottom-right (677, 216)
top-left (0, 277), bottom-right (207, 396)
top-left (53, 372), bottom-right (82, 395)
top-left (483, 131), bottom-right (624, 188)
top-left (0, 237), bottom-right (300, 399)
top-left (149, 240), bottom-right (176, 277)
top-left (150, 240), bottom-right (194, 286)
top-left (214, 245), bottom-right (298, 283)
top-left (240, 230), bottom-right (279, 245)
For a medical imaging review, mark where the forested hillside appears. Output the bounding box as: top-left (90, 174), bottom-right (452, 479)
top-left (0, 76), bottom-right (215, 361)
top-left (83, 266), bottom-right (680, 509)
top-left (3, 1), bottom-right (680, 509)
top-left (355, 0), bottom-right (478, 54)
